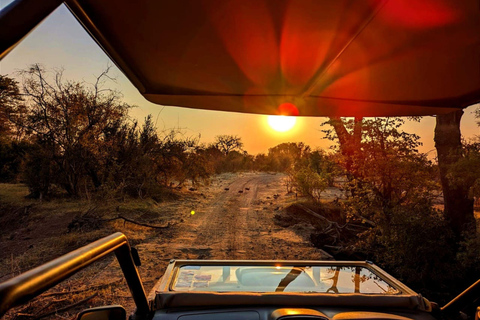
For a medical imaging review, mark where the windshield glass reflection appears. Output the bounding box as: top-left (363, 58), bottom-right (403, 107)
top-left (172, 265), bottom-right (399, 294)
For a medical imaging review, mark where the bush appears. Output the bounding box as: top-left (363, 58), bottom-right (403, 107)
top-left (293, 167), bottom-right (328, 202)
top-left (23, 144), bottom-right (52, 199)
top-left (353, 202), bottom-right (480, 304)
top-left (0, 140), bottom-right (29, 182)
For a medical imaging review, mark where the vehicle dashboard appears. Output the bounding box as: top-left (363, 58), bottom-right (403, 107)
top-left (152, 306), bottom-right (436, 320)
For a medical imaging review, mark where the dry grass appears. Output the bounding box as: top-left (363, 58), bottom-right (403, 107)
top-left (0, 183), bottom-right (170, 319)
top-left (0, 183), bottom-right (33, 205)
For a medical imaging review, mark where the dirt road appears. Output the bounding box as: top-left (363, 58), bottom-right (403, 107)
top-left (167, 172), bottom-right (327, 259)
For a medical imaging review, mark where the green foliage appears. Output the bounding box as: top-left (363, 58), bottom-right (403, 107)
top-left (0, 140), bottom-right (30, 182)
top-left (288, 149), bottom-right (336, 201)
top-left (323, 117), bottom-right (439, 224)
top-left (208, 136), bottom-right (256, 173)
top-left (16, 65), bottom-right (131, 197)
top-left (292, 167), bottom-right (328, 202)
top-left (183, 148), bottom-right (215, 186)
top-left (356, 204), bottom-right (460, 301)
top-left (267, 142), bottom-right (310, 172)
top-left (457, 232), bottom-right (480, 275)
top-left (254, 142), bottom-right (336, 199)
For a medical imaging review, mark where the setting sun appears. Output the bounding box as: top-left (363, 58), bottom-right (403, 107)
top-left (267, 116), bottom-right (297, 132)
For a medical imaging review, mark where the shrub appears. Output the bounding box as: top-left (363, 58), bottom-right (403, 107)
top-left (293, 167), bottom-right (328, 202)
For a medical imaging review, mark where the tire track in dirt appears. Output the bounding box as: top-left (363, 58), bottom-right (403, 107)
top-left (193, 175), bottom-right (257, 258)
top-left (182, 172), bottom-right (329, 260)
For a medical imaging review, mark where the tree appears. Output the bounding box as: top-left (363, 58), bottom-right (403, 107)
top-left (306, 150), bottom-right (337, 187)
top-left (327, 109), bottom-right (478, 237)
top-left (323, 117), bottom-right (458, 297)
top-left (154, 129), bottom-right (193, 186)
top-left (0, 75), bottom-right (29, 182)
top-left (253, 153), bottom-right (269, 171)
top-left (323, 117), bottom-right (439, 226)
top-left (213, 135), bottom-right (243, 155)
top-left (183, 146), bottom-right (215, 186)
top-left (267, 142), bottom-right (310, 172)
top-left (0, 75), bottom-right (24, 138)
top-left (476, 106), bottom-right (480, 126)
top-left (445, 109), bottom-right (480, 216)
top-left (447, 140), bottom-right (480, 201)
top-left (324, 117), bottom-right (363, 178)
top-left (7, 65), bottom-right (218, 200)
top-left (18, 64), bottom-right (131, 197)
top-left (434, 110), bottom-right (475, 236)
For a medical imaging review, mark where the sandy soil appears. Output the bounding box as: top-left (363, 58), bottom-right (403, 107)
top-left (1, 172), bottom-right (329, 318)
top-left (154, 172), bottom-right (328, 259)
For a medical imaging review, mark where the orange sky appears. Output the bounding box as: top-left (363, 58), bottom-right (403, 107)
top-left (1, 4), bottom-right (478, 156)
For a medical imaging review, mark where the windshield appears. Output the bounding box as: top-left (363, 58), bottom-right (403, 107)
top-left (172, 265), bottom-right (399, 294)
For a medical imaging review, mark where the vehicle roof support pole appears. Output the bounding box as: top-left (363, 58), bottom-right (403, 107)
top-left (115, 244), bottom-right (150, 317)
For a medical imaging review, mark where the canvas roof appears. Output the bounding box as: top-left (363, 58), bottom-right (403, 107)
top-left (5, 0), bottom-right (480, 117)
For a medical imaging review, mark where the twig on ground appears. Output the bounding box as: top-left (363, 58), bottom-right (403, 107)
top-left (323, 245), bottom-right (343, 250)
top-left (104, 215), bottom-right (171, 229)
top-left (297, 204), bottom-right (344, 230)
top-left (16, 313), bottom-right (35, 318)
top-left (32, 293), bottom-right (98, 320)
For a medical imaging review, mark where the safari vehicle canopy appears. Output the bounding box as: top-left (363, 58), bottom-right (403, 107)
top-left (2, 0), bottom-right (480, 117)
top-left (1, 0), bottom-right (480, 319)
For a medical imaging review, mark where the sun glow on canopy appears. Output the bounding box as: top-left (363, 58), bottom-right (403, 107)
top-left (267, 116), bottom-right (297, 132)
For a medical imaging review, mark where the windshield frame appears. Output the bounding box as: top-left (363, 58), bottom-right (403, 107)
top-left (161, 260), bottom-right (416, 295)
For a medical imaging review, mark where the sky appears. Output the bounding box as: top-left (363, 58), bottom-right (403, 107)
top-left (1, 4), bottom-right (478, 156)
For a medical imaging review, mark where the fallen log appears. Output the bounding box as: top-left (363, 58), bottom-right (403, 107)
top-left (104, 215), bottom-right (171, 229)
top-left (296, 204), bottom-right (373, 232)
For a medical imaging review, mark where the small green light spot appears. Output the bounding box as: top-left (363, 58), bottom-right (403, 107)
top-left (190, 210), bottom-right (195, 215)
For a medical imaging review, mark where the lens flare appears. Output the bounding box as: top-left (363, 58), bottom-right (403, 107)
top-left (278, 102), bottom-right (299, 116)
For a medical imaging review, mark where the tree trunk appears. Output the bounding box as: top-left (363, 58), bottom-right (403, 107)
top-left (434, 110), bottom-right (474, 236)
top-left (328, 117), bottom-right (363, 198)
top-left (329, 117), bottom-right (363, 175)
